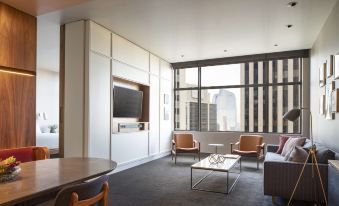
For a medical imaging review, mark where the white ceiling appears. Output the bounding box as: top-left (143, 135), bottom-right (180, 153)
top-left (38, 0), bottom-right (338, 65)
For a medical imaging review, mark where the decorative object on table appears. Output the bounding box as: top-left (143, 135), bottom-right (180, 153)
top-left (325, 84), bottom-right (335, 120)
top-left (283, 108), bottom-right (328, 206)
top-left (332, 89), bottom-right (339, 113)
top-left (328, 55), bottom-right (334, 78)
top-left (319, 64), bottom-right (326, 87)
top-left (48, 124), bottom-right (58, 133)
top-left (0, 156), bottom-right (21, 183)
top-left (208, 154), bottom-right (226, 164)
top-left (164, 94), bottom-right (169, 105)
top-left (334, 53), bottom-right (339, 79)
top-left (320, 94), bottom-right (325, 115)
top-left (208, 143), bottom-right (224, 154)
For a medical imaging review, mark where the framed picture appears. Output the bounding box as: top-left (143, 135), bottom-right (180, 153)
top-left (164, 107), bottom-right (169, 120)
top-left (164, 94), bottom-right (169, 105)
top-left (335, 54), bottom-right (339, 79)
top-left (332, 89), bottom-right (339, 113)
top-left (319, 65), bottom-right (326, 87)
top-left (320, 94), bottom-right (325, 115)
top-left (325, 84), bottom-right (335, 120)
top-left (327, 55), bottom-right (334, 78)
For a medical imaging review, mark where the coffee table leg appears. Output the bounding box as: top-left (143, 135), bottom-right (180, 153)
top-left (226, 171), bottom-right (229, 193)
top-left (191, 167), bottom-right (192, 189)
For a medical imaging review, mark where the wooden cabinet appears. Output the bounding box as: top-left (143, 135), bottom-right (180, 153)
top-left (0, 3), bottom-right (36, 72)
top-left (0, 73), bottom-right (36, 149)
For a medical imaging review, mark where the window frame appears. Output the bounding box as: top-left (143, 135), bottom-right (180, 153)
top-left (173, 60), bottom-right (303, 134)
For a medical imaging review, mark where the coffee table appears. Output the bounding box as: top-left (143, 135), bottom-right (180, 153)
top-left (191, 154), bottom-right (241, 194)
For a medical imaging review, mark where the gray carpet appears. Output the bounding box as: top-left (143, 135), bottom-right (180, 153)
top-left (108, 155), bottom-right (312, 206)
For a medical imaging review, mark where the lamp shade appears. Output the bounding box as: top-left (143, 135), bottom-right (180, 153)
top-left (283, 108), bottom-right (301, 121)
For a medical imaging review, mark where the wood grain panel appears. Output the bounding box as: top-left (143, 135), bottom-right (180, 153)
top-left (0, 70), bottom-right (36, 149)
top-left (0, 2), bottom-right (36, 72)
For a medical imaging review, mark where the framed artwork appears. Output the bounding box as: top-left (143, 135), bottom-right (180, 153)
top-left (164, 107), bottom-right (169, 120)
top-left (164, 94), bottom-right (169, 105)
top-left (335, 54), bottom-right (339, 79)
top-left (325, 84), bottom-right (335, 120)
top-left (319, 65), bottom-right (326, 87)
top-left (327, 55), bottom-right (334, 78)
top-left (319, 94), bottom-right (325, 115)
top-left (332, 89), bottom-right (339, 113)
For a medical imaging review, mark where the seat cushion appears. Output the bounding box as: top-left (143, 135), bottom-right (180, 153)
top-left (265, 152), bottom-right (285, 162)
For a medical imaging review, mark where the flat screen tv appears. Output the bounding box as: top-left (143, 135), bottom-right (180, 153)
top-left (113, 86), bottom-right (143, 118)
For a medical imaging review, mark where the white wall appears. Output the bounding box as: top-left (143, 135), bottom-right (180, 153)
top-left (36, 69), bottom-right (59, 125)
top-left (311, 0), bottom-right (339, 152)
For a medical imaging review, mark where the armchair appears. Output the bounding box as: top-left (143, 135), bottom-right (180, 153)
top-left (172, 133), bottom-right (200, 164)
top-left (0, 146), bottom-right (50, 163)
top-left (231, 135), bottom-right (265, 169)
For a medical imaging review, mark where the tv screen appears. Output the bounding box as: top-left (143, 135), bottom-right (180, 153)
top-left (113, 86), bottom-right (143, 118)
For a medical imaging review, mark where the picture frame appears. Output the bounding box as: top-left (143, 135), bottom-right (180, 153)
top-left (319, 64), bottom-right (326, 87)
top-left (332, 89), bottom-right (339, 113)
top-left (319, 94), bottom-right (325, 115)
top-left (164, 107), bottom-right (169, 120)
top-left (327, 55), bottom-right (334, 78)
top-left (164, 94), bottom-right (169, 105)
top-left (325, 84), bottom-right (335, 120)
top-left (335, 54), bottom-right (339, 79)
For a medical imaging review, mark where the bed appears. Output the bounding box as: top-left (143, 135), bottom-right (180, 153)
top-left (36, 133), bottom-right (59, 154)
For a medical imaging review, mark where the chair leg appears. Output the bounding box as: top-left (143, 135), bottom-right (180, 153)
top-left (193, 154), bottom-right (195, 160)
top-left (171, 151), bottom-right (173, 160)
top-left (257, 159), bottom-right (259, 170)
top-left (240, 157), bottom-right (242, 171)
top-left (175, 154), bottom-right (177, 164)
top-left (198, 152), bottom-right (200, 161)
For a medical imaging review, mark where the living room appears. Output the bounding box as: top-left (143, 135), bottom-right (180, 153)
top-left (0, 0), bottom-right (339, 206)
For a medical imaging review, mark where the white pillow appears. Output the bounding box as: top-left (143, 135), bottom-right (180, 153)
top-left (281, 137), bottom-right (306, 156)
top-left (36, 121), bottom-right (42, 134)
top-left (40, 126), bottom-right (50, 133)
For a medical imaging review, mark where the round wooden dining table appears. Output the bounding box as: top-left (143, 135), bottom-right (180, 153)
top-left (0, 157), bottom-right (117, 206)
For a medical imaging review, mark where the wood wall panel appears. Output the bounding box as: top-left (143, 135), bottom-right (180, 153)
top-left (0, 2), bottom-right (36, 72)
top-left (0, 71), bottom-right (36, 149)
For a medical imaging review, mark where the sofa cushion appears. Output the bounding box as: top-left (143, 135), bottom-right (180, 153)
top-left (287, 146), bottom-right (309, 163)
top-left (0, 148), bottom-right (35, 163)
top-left (276, 135), bottom-right (290, 154)
top-left (281, 137), bottom-right (306, 156)
top-left (315, 147), bottom-right (335, 164)
top-left (265, 152), bottom-right (285, 162)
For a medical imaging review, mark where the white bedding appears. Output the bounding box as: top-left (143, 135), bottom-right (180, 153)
top-left (36, 133), bottom-right (59, 149)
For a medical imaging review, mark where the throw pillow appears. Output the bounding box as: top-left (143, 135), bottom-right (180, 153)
top-left (276, 135), bottom-right (290, 154)
top-left (281, 137), bottom-right (306, 156)
top-left (288, 146), bottom-right (309, 163)
top-left (284, 148), bottom-right (294, 161)
top-left (315, 148), bottom-right (335, 164)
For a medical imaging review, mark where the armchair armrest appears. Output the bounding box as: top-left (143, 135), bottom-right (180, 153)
top-left (193, 140), bottom-right (200, 150)
top-left (230, 142), bottom-right (240, 153)
top-left (257, 143), bottom-right (266, 155)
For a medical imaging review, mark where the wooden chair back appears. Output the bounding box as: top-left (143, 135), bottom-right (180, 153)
top-left (174, 133), bottom-right (194, 148)
top-left (239, 135), bottom-right (263, 151)
top-left (69, 182), bottom-right (108, 206)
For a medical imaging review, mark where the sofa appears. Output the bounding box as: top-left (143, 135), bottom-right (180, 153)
top-left (0, 146), bottom-right (50, 163)
top-left (264, 139), bottom-right (336, 203)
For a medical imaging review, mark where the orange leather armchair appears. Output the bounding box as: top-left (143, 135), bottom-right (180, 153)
top-left (230, 135), bottom-right (265, 169)
top-left (0, 146), bottom-right (50, 163)
top-left (172, 133), bottom-right (200, 164)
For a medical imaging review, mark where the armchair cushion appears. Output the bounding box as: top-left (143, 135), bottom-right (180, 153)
top-left (239, 135), bottom-right (263, 151)
top-left (174, 133), bottom-right (194, 148)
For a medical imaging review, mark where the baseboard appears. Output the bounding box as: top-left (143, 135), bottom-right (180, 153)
top-left (110, 150), bottom-right (171, 173)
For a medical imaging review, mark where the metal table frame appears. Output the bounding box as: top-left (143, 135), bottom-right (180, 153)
top-left (191, 158), bottom-right (241, 194)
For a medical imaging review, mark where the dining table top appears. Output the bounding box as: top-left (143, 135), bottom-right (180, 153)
top-left (0, 157), bottom-right (117, 206)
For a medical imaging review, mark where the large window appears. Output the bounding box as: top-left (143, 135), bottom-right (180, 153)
top-left (174, 58), bottom-right (302, 133)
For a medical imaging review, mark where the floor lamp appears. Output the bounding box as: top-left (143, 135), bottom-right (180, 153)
top-left (283, 108), bottom-right (327, 206)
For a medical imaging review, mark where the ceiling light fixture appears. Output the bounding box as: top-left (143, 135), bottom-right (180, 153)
top-left (274, 44), bottom-right (278, 47)
top-left (180, 55), bottom-right (184, 58)
top-left (287, 1), bottom-right (298, 7)
top-left (286, 24), bottom-right (293, 28)
top-left (224, 49), bottom-right (228, 52)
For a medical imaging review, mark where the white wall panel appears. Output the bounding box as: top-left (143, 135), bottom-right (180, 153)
top-left (150, 54), bottom-right (160, 76)
top-left (112, 33), bottom-right (149, 72)
top-left (160, 59), bottom-right (172, 80)
top-left (149, 75), bottom-right (160, 155)
top-left (111, 132), bottom-right (149, 164)
top-left (89, 21), bottom-right (111, 57)
top-left (112, 60), bottom-right (149, 85)
top-left (160, 78), bottom-right (172, 152)
top-left (87, 52), bottom-right (111, 159)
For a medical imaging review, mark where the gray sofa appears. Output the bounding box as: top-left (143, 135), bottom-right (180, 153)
top-left (264, 140), bottom-right (336, 203)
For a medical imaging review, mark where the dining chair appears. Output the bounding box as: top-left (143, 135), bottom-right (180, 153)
top-left (54, 175), bottom-right (109, 206)
top-left (0, 146), bottom-right (49, 163)
top-left (172, 133), bottom-right (200, 164)
top-left (230, 135), bottom-right (265, 169)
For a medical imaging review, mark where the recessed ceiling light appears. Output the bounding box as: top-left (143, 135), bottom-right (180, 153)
top-left (286, 24), bottom-right (293, 28)
top-left (287, 1), bottom-right (298, 7)
top-left (180, 55), bottom-right (184, 58)
top-left (274, 44), bottom-right (278, 47)
top-left (224, 49), bottom-right (228, 52)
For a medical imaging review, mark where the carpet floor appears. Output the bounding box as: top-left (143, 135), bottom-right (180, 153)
top-left (108, 155), bottom-right (313, 206)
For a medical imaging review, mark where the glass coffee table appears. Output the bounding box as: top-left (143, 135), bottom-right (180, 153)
top-left (191, 154), bottom-right (241, 194)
